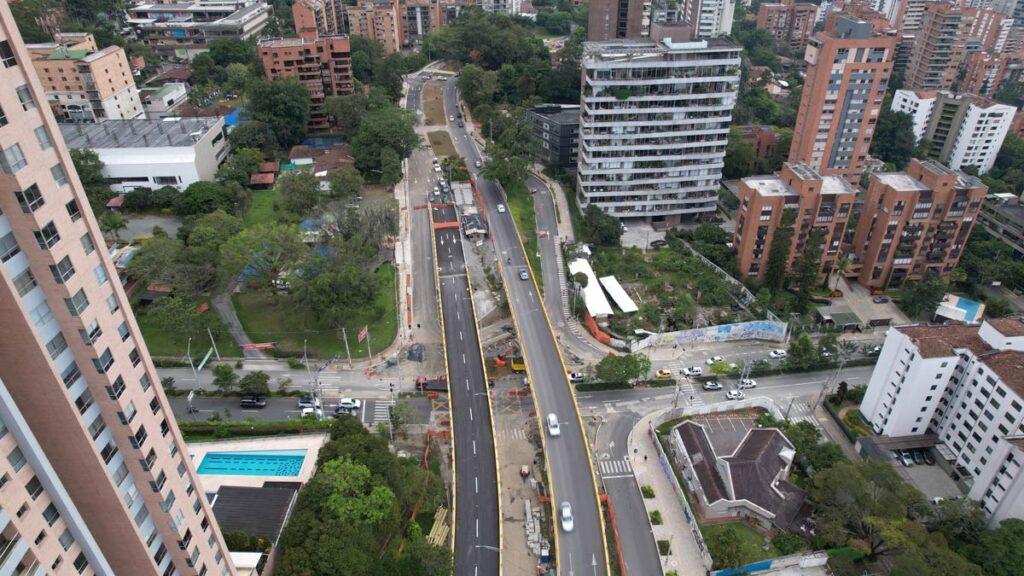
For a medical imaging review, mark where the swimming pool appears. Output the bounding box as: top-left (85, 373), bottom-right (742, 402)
top-left (197, 449), bottom-right (307, 477)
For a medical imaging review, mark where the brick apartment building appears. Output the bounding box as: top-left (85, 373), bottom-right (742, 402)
top-left (756, 0), bottom-right (817, 54)
top-left (851, 159), bottom-right (987, 288)
top-left (904, 3), bottom-right (968, 91)
top-left (733, 163), bottom-right (857, 281)
top-left (788, 16), bottom-right (895, 180)
top-left (292, 0), bottom-right (348, 39)
top-left (588, 0), bottom-right (645, 41)
top-left (258, 36), bottom-right (355, 132)
top-left (25, 33), bottom-right (143, 123)
top-left (347, 0), bottom-right (404, 54)
top-left (0, 2), bottom-right (236, 574)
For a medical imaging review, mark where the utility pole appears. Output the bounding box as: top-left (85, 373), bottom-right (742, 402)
top-left (341, 327), bottom-right (353, 369)
top-left (813, 355), bottom-right (847, 411)
top-left (208, 327), bottom-right (220, 361)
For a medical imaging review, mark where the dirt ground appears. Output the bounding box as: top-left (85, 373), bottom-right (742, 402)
top-left (427, 131), bottom-right (457, 159)
top-left (423, 81), bottom-right (446, 126)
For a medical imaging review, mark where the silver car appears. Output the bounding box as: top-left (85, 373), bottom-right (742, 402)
top-left (560, 501), bottom-right (574, 532)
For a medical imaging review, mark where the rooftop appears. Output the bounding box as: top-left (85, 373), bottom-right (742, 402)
top-left (529, 104), bottom-right (580, 125)
top-left (743, 175), bottom-right (796, 197)
top-left (821, 175), bottom-right (857, 195)
top-left (895, 323), bottom-right (991, 358)
top-left (210, 485), bottom-right (297, 541)
top-left (583, 37), bottom-right (739, 59)
top-left (977, 350), bottom-right (1024, 399)
top-left (59, 117), bottom-right (222, 149)
top-left (988, 317), bottom-right (1024, 337)
top-left (875, 172), bottom-right (931, 192)
top-left (46, 49), bottom-right (89, 60)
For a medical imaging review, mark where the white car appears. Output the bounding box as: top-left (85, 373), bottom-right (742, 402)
top-left (726, 390), bottom-right (745, 400)
top-left (560, 501), bottom-right (574, 532)
top-left (568, 372), bottom-right (585, 383)
top-left (683, 366), bottom-right (703, 377)
top-left (297, 396), bottom-right (321, 409)
top-left (497, 204), bottom-right (506, 213)
top-left (475, 159), bottom-right (482, 168)
top-left (768, 349), bottom-right (787, 359)
top-left (301, 407), bottom-right (324, 418)
top-left (449, 115), bottom-right (455, 121)
top-left (706, 356), bottom-right (724, 366)
top-left (702, 381), bottom-right (722, 391)
top-left (337, 398), bottom-right (362, 411)
top-left (433, 164), bottom-right (441, 173)
top-left (546, 413), bottom-right (561, 437)
top-left (738, 378), bottom-right (757, 389)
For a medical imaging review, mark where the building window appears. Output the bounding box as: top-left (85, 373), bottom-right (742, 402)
top-left (42, 503), bottom-right (60, 526)
top-left (88, 414), bottom-right (106, 439)
top-left (94, 263), bottom-right (108, 285)
top-left (34, 126), bottom-right (52, 150)
top-left (65, 288), bottom-right (90, 316)
top-left (53, 165), bottom-right (68, 187)
top-left (0, 473), bottom-right (9, 489)
top-left (118, 321), bottom-right (130, 341)
top-left (61, 361), bottom-right (81, 388)
top-left (0, 143), bottom-right (26, 174)
top-left (100, 441), bottom-right (118, 464)
top-left (93, 348), bottom-right (114, 374)
top-left (33, 221), bottom-right (60, 249)
top-left (46, 332), bottom-right (68, 360)
top-left (131, 424), bottom-right (148, 449)
top-left (106, 376), bottom-right (126, 400)
top-left (80, 233), bottom-right (95, 255)
top-left (50, 255), bottom-right (75, 284)
top-left (141, 373), bottom-right (151, 392)
top-left (12, 268), bottom-right (36, 297)
top-left (80, 319), bottom-right (102, 345)
top-left (15, 184), bottom-right (44, 213)
top-left (73, 552), bottom-right (88, 574)
top-left (0, 105), bottom-right (6, 127)
top-left (66, 198), bottom-right (81, 221)
top-left (107, 294), bottom-right (119, 313)
top-left (130, 348), bottom-right (141, 367)
top-left (16, 85), bottom-right (35, 111)
top-left (0, 41), bottom-right (15, 68)
top-left (7, 446), bottom-right (26, 471)
top-left (0, 232), bottom-right (19, 262)
top-left (113, 461), bottom-right (129, 486)
top-left (59, 529), bottom-right (74, 551)
top-left (75, 388), bottom-right (94, 415)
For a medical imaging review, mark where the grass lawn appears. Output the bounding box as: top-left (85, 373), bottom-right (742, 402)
top-left (702, 521), bottom-right (781, 566)
top-left (427, 131), bottom-right (457, 159)
top-left (244, 188), bottom-right (278, 228)
top-left (135, 297), bottom-right (238, 358)
top-left (505, 180), bottom-right (543, 291)
top-left (232, 264), bottom-right (398, 358)
top-left (422, 82), bottom-right (446, 126)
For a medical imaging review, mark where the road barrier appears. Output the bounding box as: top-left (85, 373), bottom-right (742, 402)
top-left (631, 320), bottom-right (788, 352)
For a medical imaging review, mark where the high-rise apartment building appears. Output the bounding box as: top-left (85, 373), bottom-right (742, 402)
top-left (756, 0), bottom-right (818, 53)
top-left (292, 0), bottom-right (347, 39)
top-left (588, 0), bottom-right (645, 40)
top-left (891, 89), bottom-right (1015, 174)
top-left (904, 3), bottom-right (968, 91)
top-left (0, 4), bottom-right (234, 575)
top-left (347, 0), bottom-right (404, 54)
top-left (24, 33), bottom-right (143, 123)
top-left (860, 318), bottom-right (1024, 526)
top-left (127, 0), bottom-right (273, 59)
top-left (851, 159), bottom-right (987, 288)
top-left (680, 0), bottom-right (735, 37)
top-left (788, 16), bottom-right (895, 180)
top-left (577, 37), bottom-right (740, 224)
top-left (963, 51), bottom-right (1011, 96)
top-left (258, 36), bottom-right (354, 132)
top-left (733, 163), bottom-right (857, 281)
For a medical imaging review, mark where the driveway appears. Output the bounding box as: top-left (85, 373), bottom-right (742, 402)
top-left (124, 214), bottom-right (182, 240)
top-left (834, 277), bottom-right (910, 325)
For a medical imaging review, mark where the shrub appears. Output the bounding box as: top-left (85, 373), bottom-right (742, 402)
top-left (641, 485), bottom-right (655, 499)
top-left (772, 532), bottom-right (804, 555)
top-left (650, 510), bottom-right (663, 525)
top-left (286, 356), bottom-right (306, 370)
top-left (657, 540), bottom-right (671, 555)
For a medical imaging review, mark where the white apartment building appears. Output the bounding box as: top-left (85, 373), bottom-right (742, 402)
top-left (577, 37), bottom-right (740, 225)
top-left (59, 117), bottom-right (229, 193)
top-left (890, 89), bottom-right (1015, 174)
top-left (862, 319), bottom-right (1024, 525)
top-left (681, 0), bottom-right (735, 37)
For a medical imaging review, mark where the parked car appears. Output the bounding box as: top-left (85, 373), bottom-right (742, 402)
top-left (912, 450), bottom-right (925, 465)
top-left (301, 407), bottom-right (323, 419)
top-left (768, 349), bottom-right (788, 359)
top-left (298, 396), bottom-right (321, 409)
top-left (333, 405), bottom-right (356, 417)
top-left (449, 115), bottom-right (455, 121)
top-left (654, 369), bottom-right (673, 380)
top-left (867, 345), bottom-right (882, 356)
top-left (683, 366), bottom-right (703, 377)
top-left (726, 390), bottom-right (745, 400)
top-left (475, 159), bottom-right (482, 168)
top-left (497, 204), bottom-right (506, 213)
top-left (703, 381), bottom-right (723, 391)
top-left (519, 269), bottom-right (530, 281)
top-left (337, 398), bottom-right (362, 412)
top-left (568, 372), bottom-right (586, 383)
top-left (560, 502), bottom-right (574, 532)
top-left (898, 450), bottom-right (915, 467)
top-left (706, 356), bottom-right (724, 366)
top-left (922, 450), bottom-right (936, 465)
top-left (547, 413), bottom-right (561, 437)
top-left (458, 120), bottom-right (465, 127)
top-left (650, 239), bottom-right (668, 248)
top-left (872, 296), bottom-right (890, 304)
top-left (239, 396), bottom-right (266, 409)
top-left (738, 378), bottom-right (757, 389)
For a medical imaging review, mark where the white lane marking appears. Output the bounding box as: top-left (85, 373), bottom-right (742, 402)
top-left (476, 517), bottom-right (479, 538)
top-left (473, 440), bottom-right (477, 455)
top-left (459, 331), bottom-right (463, 341)
top-left (475, 476), bottom-right (479, 493)
top-left (469, 407), bottom-right (474, 421)
top-left (465, 379), bottom-right (470, 390)
top-left (462, 353), bottom-right (467, 364)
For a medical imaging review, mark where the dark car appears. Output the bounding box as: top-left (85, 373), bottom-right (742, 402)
top-left (239, 396), bottom-right (267, 409)
top-left (912, 450), bottom-right (925, 465)
top-left (922, 450), bottom-right (936, 465)
top-left (650, 239), bottom-right (668, 248)
top-left (872, 296), bottom-right (890, 304)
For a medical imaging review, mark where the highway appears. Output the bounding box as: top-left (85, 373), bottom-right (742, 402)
top-left (441, 82), bottom-right (608, 574)
top-left (431, 201), bottom-right (500, 575)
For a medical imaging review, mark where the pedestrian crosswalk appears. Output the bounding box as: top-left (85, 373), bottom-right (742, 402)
top-left (368, 400), bottom-right (394, 426)
top-left (495, 427), bottom-right (526, 441)
top-left (784, 400), bottom-right (816, 426)
top-left (598, 457), bottom-right (633, 478)
top-left (669, 361), bottom-right (706, 408)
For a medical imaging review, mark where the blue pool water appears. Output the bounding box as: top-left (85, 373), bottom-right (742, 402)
top-left (955, 297), bottom-right (982, 322)
top-left (197, 449), bottom-right (307, 477)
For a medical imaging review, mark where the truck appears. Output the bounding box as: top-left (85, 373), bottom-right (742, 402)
top-left (508, 355), bottom-right (526, 372)
top-left (416, 376), bottom-right (448, 393)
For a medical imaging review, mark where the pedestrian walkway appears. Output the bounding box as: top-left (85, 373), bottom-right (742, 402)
top-left (629, 410), bottom-right (710, 576)
top-left (598, 456), bottom-right (633, 478)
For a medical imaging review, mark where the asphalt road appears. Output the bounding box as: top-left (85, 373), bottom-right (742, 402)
top-left (443, 83), bottom-right (608, 574)
top-left (432, 203), bottom-right (500, 575)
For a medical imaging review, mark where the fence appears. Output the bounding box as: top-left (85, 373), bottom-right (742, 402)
top-left (631, 320), bottom-right (788, 352)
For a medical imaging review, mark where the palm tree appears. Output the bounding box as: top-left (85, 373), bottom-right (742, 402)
top-left (832, 257), bottom-right (850, 291)
top-left (99, 211), bottom-right (127, 243)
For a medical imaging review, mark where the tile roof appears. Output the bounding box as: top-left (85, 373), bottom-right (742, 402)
top-left (895, 323), bottom-right (990, 358)
top-left (677, 421), bottom-right (728, 503)
top-left (978, 350), bottom-right (1024, 399)
top-left (988, 317), bottom-right (1024, 337)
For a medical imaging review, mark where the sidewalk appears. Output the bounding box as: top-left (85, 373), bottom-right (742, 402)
top-left (629, 411), bottom-right (709, 576)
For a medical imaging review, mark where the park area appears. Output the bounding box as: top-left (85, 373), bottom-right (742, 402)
top-left (134, 295), bottom-right (237, 358)
top-left (422, 81), bottom-right (446, 126)
top-left (427, 130), bottom-right (457, 159)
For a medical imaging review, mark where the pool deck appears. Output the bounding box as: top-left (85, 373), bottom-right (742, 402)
top-left (187, 434), bottom-right (328, 492)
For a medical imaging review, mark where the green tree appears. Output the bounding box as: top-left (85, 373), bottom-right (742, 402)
top-left (216, 147), bottom-right (264, 187)
top-left (99, 211), bottom-right (127, 243)
top-left (189, 53), bottom-right (225, 86)
top-left (247, 78), bottom-right (311, 147)
top-left (594, 353), bottom-right (651, 383)
top-left (278, 171), bottom-right (321, 216)
top-left (985, 298), bottom-right (1013, 318)
top-left (327, 166), bottom-right (364, 199)
top-left (884, 520), bottom-right (982, 576)
top-left (707, 527), bottom-right (746, 569)
top-left (70, 148), bottom-right (114, 210)
top-left (219, 223), bottom-right (307, 289)
top-left (212, 364), bottom-right (239, 394)
top-left (126, 236), bottom-right (182, 286)
top-left (225, 62), bottom-right (251, 94)
top-left (763, 208), bottom-right (796, 293)
top-left (723, 131), bottom-right (756, 179)
top-left (208, 38), bottom-right (255, 67)
top-left (183, 210), bottom-right (243, 286)
top-left (351, 107), bottom-right (419, 180)
top-left (900, 272), bottom-right (948, 320)
top-left (323, 91), bottom-right (367, 135)
top-left (380, 148), bottom-right (403, 186)
top-left (318, 458), bottom-right (397, 527)
top-left (785, 333), bottom-right (817, 370)
top-left (238, 371), bottom-right (272, 397)
top-left (581, 205), bottom-right (622, 246)
top-left (459, 63), bottom-right (498, 109)
top-left (961, 519), bottom-right (1024, 576)
top-left (173, 181), bottom-right (234, 216)
top-left (930, 498), bottom-right (986, 548)
top-left (228, 120), bottom-right (277, 154)
top-left (792, 227), bottom-right (826, 312)
top-left (870, 98), bottom-right (917, 169)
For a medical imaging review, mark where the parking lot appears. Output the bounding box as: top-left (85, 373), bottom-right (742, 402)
top-left (691, 410), bottom-right (761, 455)
top-left (890, 451), bottom-right (963, 501)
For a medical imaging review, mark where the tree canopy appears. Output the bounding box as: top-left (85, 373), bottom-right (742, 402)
top-left (870, 98), bottom-right (918, 169)
top-left (351, 107), bottom-right (419, 181)
top-left (246, 78), bottom-right (311, 147)
top-left (594, 353), bottom-right (651, 383)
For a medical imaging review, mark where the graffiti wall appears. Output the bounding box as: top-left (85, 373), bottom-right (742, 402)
top-left (630, 320), bottom-right (788, 352)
